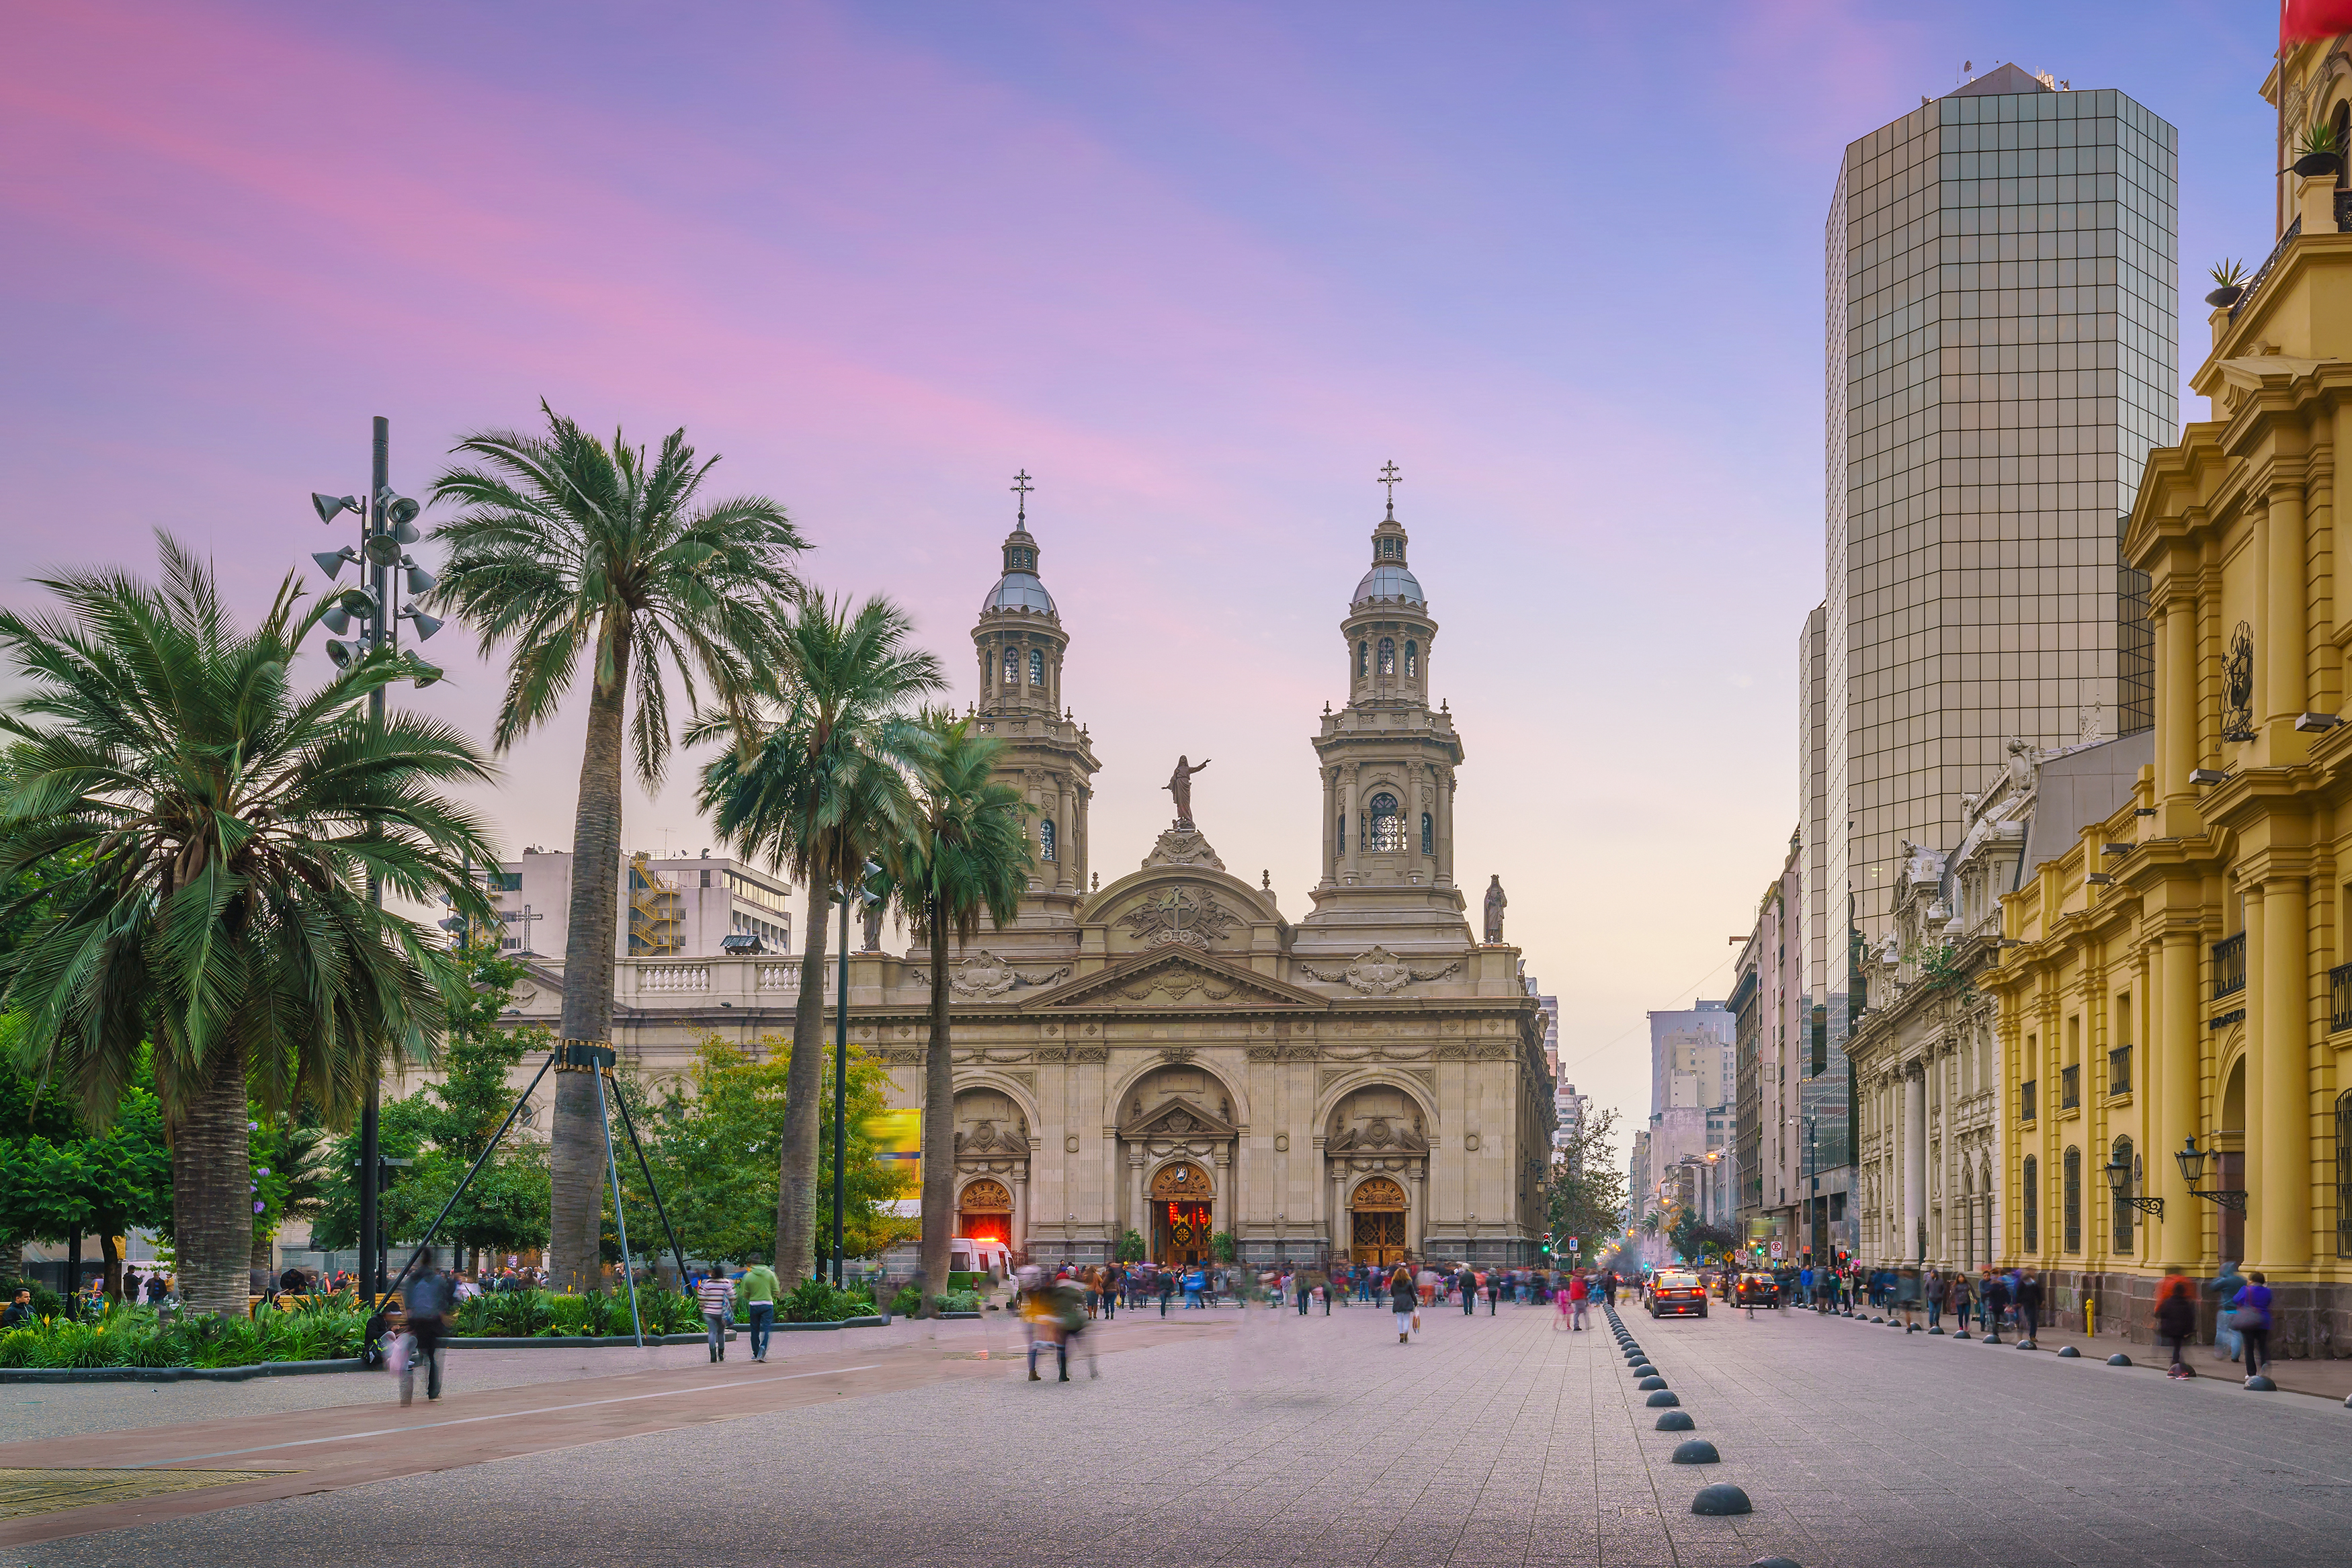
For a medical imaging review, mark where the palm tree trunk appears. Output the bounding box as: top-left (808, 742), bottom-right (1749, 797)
top-left (172, 1033), bottom-right (251, 1316)
top-left (775, 873), bottom-right (833, 1284)
top-left (551, 615), bottom-right (633, 1293)
top-left (919, 893), bottom-right (954, 1313)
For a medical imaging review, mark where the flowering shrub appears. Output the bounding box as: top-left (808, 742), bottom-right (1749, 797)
top-left (0, 1299), bottom-right (364, 1370)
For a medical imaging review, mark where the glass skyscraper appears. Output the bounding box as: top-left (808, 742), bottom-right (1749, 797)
top-left (1817, 63), bottom-right (2177, 957)
top-left (1801, 65), bottom-right (2176, 1253)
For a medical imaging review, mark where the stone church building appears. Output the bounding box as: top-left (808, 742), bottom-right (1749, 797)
top-left (506, 485), bottom-right (1554, 1269)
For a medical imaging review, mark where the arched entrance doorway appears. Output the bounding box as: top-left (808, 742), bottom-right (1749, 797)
top-left (2218, 1055), bottom-right (2246, 1264)
top-left (1350, 1176), bottom-right (1408, 1267)
top-left (1150, 1161), bottom-right (1214, 1264)
top-left (958, 1178), bottom-right (1013, 1246)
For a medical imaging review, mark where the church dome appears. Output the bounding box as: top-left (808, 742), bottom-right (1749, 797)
top-left (984, 570), bottom-right (1056, 614)
top-left (1353, 564), bottom-right (1424, 607)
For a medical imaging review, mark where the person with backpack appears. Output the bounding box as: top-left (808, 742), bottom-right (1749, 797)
top-left (2230, 1270), bottom-right (2274, 1380)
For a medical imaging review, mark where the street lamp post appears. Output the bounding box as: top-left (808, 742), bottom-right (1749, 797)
top-left (309, 417), bottom-right (442, 1315)
top-left (830, 862), bottom-right (881, 1288)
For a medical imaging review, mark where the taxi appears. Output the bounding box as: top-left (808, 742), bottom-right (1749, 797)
top-left (1647, 1270), bottom-right (1709, 1319)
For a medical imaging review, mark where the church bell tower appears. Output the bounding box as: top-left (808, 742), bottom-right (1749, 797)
top-left (972, 472), bottom-right (1099, 927)
top-left (1298, 464), bottom-right (1470, 955)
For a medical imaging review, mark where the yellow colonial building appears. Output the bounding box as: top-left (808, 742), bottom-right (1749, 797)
top-left (1984, 38), bottom-right (2352, 1354)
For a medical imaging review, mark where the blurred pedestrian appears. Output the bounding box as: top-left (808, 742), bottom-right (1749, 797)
top-left (1389, 1264), bottom-right (1419, 1344)
top-left (2156, 1270), bottom-right (2197, 1379)
top-left (2015, 1270), bottom-right (2044, 1349)
top-left (2231, 1270), bottom-right (2273, 1379)
top-left (398, 1250), bottom-right (452, 1405)
top-left (697, 1267), bottom-right (736, 1364)
top-left (2207, 1260), bottom-right (2246, 1364)
top-left (738, 1260), bottom-right (779, 1363)
top-left (1158, 1268), bottom-right (1176, 1317)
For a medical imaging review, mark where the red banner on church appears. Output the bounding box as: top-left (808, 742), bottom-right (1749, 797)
top-left (2283, 0), bottom-right (2352, 46)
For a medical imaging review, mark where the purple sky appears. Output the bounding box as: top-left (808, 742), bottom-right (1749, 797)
top-left (0, 2), bottom-right (2277, 1141)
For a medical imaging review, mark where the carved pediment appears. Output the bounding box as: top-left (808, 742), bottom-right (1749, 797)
top-left (1297, 945), bottom-right (1463, 996)
top-left (1119, 1094), bottom-right (1237, 1143)
top-left (1117, 883), bottom-right (1238, 949)
top-left (1327, 1115), bottom-right (1429, 1155)
top-left (908, 950), bottom-right (1070, 1000)
top-left (1021, 948), bottom-right (1325, 1011)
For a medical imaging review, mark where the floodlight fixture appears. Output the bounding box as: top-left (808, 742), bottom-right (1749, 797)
top-left (2296, 711), bottom-right (2345, 732)
top-left (401, 607), bottom-right (444, 641)
top-left (363, 533), bottom-right (403, 567)
top-left (313, 548), bottom-right (357, 580)
top-left (326, 638), bottom-right (360, 668)
top-left (376, 486), bottom-right (421, 531)
top-left (312, 492), bottom-right (360, 524)
top-left (402, 562), bottom-right (437, 596)
top-left (335, 587), bottom-right (380, 619)
top-left (2190, 768), bottom-right (2227, 786)
top-left (323, 607), bottom-right (351, 636)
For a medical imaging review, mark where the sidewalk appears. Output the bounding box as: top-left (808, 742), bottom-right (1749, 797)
top-left (1808, 1305), bottom-right (2352, 1403)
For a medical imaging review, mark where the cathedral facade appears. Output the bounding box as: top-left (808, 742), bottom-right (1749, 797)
top-left (506, 486), bottom-right (1553, 1268)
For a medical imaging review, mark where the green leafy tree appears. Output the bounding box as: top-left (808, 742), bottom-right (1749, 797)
top-left (0, 1081), bottom-right (171, 1295)
top-left (694, 592), bottom-right (939, 1284)
top-left (621, 1035), bottom-right (911, 1270)
top-left (1667, 1211), bottom-right (1736, 1264)
top-left (312, 945), bottom-right (553, 1267)
top-left (1546, 1106), bottom-right (1630, 1266)
top-left (0, 536), bottom-right (495, 1313)
top-left (890, 713), bottom-right (1030, 1306)
top-left (429, 407), bottom-right (804, 1291)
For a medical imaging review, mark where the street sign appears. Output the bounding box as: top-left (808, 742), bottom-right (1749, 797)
top-left (1769, 1237), bottom-right (1783, 1259)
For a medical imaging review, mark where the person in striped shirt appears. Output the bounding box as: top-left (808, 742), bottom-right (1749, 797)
top-left (697, 1270), bottom-right (736, 1363)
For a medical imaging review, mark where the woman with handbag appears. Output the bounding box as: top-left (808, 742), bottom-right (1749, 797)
top-left (1389, 1263), bottom-right (1418, 1344)
top-left (2230, 1271), bottom-right (2274, 1380)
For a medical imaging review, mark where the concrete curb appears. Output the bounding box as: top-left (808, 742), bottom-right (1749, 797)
top-left (0, 1358), bottom-right (365, 1384)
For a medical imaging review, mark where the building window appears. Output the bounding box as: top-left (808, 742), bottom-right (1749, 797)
top-left (1003, 648), bottom-right (1019, 685)
top-left (2062, 1146), bottom-right (2081, 1253)
top-left (2109, 1045), bottom-right (2132, 1095)
top-left (2020, 1080), bottom-right (2036, 1122)
top-left (1357, 641), bottom-right (1368, 677)
top-left (2338, 1091), bottom-right (2352, 1259)
top-left (1404, 640), bottom-right (1417, 679)
top-left (488, 871), bottom-right (522, 892)
top-left (1030, 648), bottom-right (1045, 686)
top-left (700, 869), bottom-right (711, 887)
top-left (2021, 1156), bottom-right (2038, 1250)
top-left (2060, 1064), bottom-right (2081, 1110)
top-left (1368, 791), bottom-right (1402, 852)
top-left (2111, 1136), bottom-right (2134, 1252)
top-left (1039, 819), bottom-right (1055, 862)
top-left (1335, 812), bottom-right (1345, 855)
top-left (1378, 638), bottom-right (1396, 675)
top-left (1421, 812), bottom-right (1433, 855)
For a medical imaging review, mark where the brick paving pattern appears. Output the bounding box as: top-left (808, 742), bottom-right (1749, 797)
top-left (15, 1295), bottom-right (2352, 1566)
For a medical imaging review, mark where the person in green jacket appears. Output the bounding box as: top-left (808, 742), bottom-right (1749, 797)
top-left (737, 1263), bottom-right (780, 1362)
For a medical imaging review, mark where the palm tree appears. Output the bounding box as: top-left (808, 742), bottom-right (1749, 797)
top-left (893, 713), bottom-right (1032, 1307)
top-left (694, 593), bottom-right (940, 1284)
top-left (0, 535), bottom-right (497, 1315)
top-left (429, 406), bottom-right (803, 1291)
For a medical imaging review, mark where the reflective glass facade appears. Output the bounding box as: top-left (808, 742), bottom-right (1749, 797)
top-left (1824, 81), bottom-right (2178, 945)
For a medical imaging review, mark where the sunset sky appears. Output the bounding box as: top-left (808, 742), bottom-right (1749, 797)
top-left (0, 1), bottom-right (2277, 1143)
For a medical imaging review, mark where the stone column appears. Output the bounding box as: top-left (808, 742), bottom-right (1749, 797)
top-left (1011, 1170), bottom-right (1029, 1257)
top-left (2156, 926), bottom-right (2202, 1270)
top-left (1321, 768), bottom-right (1339, 883)
top-left (2158, 591), bottom-right (2197, 800)
top-left (1900, 1068), bottom-right (1921, 1262)
top-left (1210, 1147), bottom-right (1231, 1249)
top-left (1128, 1149), bottom-right (1146, 1255)
top-left (1408, 1165), bottom-right (1427, 1256)
top-left (1341, 764), bottom-right (1361, 881)
top-left (2259, 877), bottom-right (2311, 1270)
top-left (2267, 483), bottom-right (2308, 728)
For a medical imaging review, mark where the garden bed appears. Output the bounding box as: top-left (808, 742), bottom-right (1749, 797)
top-left (0, 1358), bottom-right (365, 1384)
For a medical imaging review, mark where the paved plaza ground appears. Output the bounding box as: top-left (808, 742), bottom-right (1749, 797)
top-left (6, 1295), bottom-right (2351, 1566)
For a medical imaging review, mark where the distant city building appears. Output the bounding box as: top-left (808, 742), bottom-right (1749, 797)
top-left (476, 848), bottom-right (794, 959)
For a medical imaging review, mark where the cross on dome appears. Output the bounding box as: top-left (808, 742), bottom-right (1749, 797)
top-left (1378, 460), bottom-right (1402, 519)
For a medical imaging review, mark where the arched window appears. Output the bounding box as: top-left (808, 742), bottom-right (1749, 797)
top-left (1003, 647), bottom-right (1019, 685)
top-left (1421, 812), bottom-right (1433, 855)
top-left (2062, 1146), bottom-right (2081, 1253)
top-left (2111, 1135), bottom-right (2134, 1252)
top-left (1357, 641), bottom-right (1369, 677)
top-left (1378, 638), bottom-right (1396, 675)
top-left (2336, 99), bottom-right (2351, 191)
top-left (1029, 648), bottom-right (1045, 686)
top-left (1404, 640), bottom-right (1417, 679)
top-left (2021, 1156), bottom-right (2038, 1250)
top-left (1368, 791), bottom-right (1402, 852)
top-left (1039, 819), bottom-right (1056, 862)
top-left (2336, 1090), bottom-right (2352, 1259)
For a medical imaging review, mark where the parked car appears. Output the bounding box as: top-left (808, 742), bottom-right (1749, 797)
top-left (1648, 1270), bottom-right (1708, 1319)
top-left (1733, 1272), bottom-right (1780, 1307)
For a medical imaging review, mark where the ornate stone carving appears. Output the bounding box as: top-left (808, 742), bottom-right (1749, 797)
top-left (1296, 946), bottom-right (1464, 995)
top-left (884, 1047), bottom-right (921, 1065)
top-left (1159, 1046), bottom-right (1197, 1063)
top-left (1483, 875), bottom-right (1507, 943)
top-left (1143, 824), bottom-right (1227, 871)
top-left (1119, 885), bottom-right (1237, 947)
top-left (1073, 1045), bottom-right (1108, 1063)
top-left (1036, 1045), bottom-right (1070, 1062)
top-left (1248, 1045), bottom-right (1279, 1061)
top-left (1119, 969), bottom-right (1237, 1004)
top-left (907, 951), bottom-right (1069, 998)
